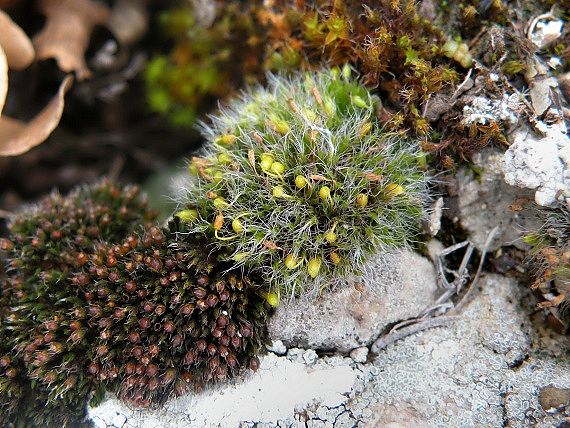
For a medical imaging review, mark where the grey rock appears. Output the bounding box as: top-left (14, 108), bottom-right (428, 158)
top-left (503, 122), bottom-right (570, 207)
top-left (268, 250), bottom-right (439, 353)
top-left (462, 93), bottom-right (520, 127)
top-left (349, 274), bottom-right (570, 428)
top-left (456, 148), bottom-right (541, 251)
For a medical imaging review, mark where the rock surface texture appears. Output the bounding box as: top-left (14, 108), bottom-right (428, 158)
top-left (267, 250), bottom-right (439, 353)
top-left (456, 148), bottom-right (541, 251)
top-left (88, 274), bottom-right (570, 428)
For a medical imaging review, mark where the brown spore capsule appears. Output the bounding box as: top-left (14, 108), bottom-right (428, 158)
top-left (87, 362), bottom-right (100, 375)
top-left (196, 275), bottom-right (209, 286)
top-left (194, 287), bottom-right (207, 299)
top-left (139, 318), bottom-right (151, 329)
top-left (249, 357), bottom-right (260, 371)
top-left (180, 304), bottom-right (194, 315)
top-left (124, 280), bottom-right (137, 293)
top-left (206, 294), bottom-right (219, 307)
top-left (196, 340), bottom-right (207, 352)
top-left (132, 346), bottom-right (144, 358)
top-left (163, 321), bottom-right (175, 333)
top-left (207, 344), bottom-right (218, 356)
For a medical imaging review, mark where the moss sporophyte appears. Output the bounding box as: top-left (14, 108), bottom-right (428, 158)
top-left (0, 181), bottom-right (271, 427)
top-left (178, 67), bottom-right (431, 296)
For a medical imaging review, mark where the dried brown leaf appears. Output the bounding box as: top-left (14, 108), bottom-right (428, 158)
top-left (33, 0), bottom-right (110, 80)
top-left (0, 75), bottom-right (73, 156)
top-left (0, 47), bottom-right (6, 115)
top-left (0, 10), bottom-right (34, 69)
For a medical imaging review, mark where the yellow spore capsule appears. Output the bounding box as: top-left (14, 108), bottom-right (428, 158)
top-left (272, 186), bottom-right (289, 198)
top-left (323, 97), bottom-right (336, 117)
top-left (212, 170), bottom-right (224, 184)
top-left (295, 175), bottom-right (307, 189)
top-left (270, 162), bottom-right (285, 176)
top-left (302, 108), bottom-right (318, 122)
top-left (175, 209), bottom-right (198, 223)
top-left (188, 163), bottom-right (199, 175)
top-left (324, 230), bottom-right (337, 244)
top-left (260, 153), bottom-right (274, 171)
top-left (351, 95), bottom-right (368, 109)
top-left (284, 254), bottom-right (298, 270)
top-left (214, 134), bottom-right (237, 145)
top-left (442, 40), bottom-right (458, 58)
top-left (213, 197), bottom-right (228, 209)
top-left (265, 292), bottom-right (280, 307)
top-left (358, 121), bottom-right (373, 137)
top-left (319, 185), bottom-right (331, 201)
top-left (231, 218), bottom-right (244, 234)
top-left (232, 252), bottom-right (249, 262)
top-left (356, 193), bottom-right (368, 208)
top-left (385, 183), bottom-right (404, 198)
top-left (271, 119), bottom-right (290, 135)
top-left (342, 63), bottom-right (352, 80)
top-left (217, 153), bottom-right (232, 164)
top-left (307, 257), bottom-right (322, 278)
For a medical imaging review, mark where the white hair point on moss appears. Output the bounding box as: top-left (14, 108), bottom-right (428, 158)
top-left (179, 67), bottom-right (432, 296)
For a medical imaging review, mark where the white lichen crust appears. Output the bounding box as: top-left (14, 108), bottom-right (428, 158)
top-left (503, 122), bottom-right (570, 207)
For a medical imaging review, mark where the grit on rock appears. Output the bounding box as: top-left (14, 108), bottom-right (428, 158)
top-left (89, 274), bottom-right (570, 427)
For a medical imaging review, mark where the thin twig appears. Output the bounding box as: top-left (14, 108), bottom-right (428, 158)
top-left (452, 226), bottom-right (498, 313)
top-left (371, 227), bottom-right (498, 353)
top-left (527, 12), bottom-right (555, 42)
top-left (371, 316), bottom-right (459, 353)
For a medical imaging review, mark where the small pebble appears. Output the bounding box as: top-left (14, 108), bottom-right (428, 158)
top-left (286, 347), bottom-right (304, 362)
top-left (303, 349), bottom-right (319, 365)
top-left (350, 346), bottom-right (369, 363)
top-left (266, 339), bottom-right (287, 355)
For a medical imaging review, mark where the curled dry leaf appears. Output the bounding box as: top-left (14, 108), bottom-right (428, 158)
top-left (0, 46), bottom-right (7, 115)
top-left (33, 0), bottom-right (110, 80)
top-left (0, 75), bottom-right (73, 156)
top-left (107, 0), bottom-right (149, 45)
top-left (0, 10), bottom-right (34, 70)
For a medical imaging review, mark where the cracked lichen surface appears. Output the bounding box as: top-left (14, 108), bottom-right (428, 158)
top-left (89, 274), bottom-right (570, 427)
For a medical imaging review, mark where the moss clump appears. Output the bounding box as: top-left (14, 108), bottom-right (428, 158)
top-left (0, 180), bottom-right (153, 426)
top-left (146, 0), bottom-right (461, 135)
top-left (0, 181), bottom-right (270, 426)
top-left (525, 206), bottom-right (570, 333)
top-left (145, 1), bottom-right (263, 127)
top-left (259, 0), bottom-right (459, 134)
top-left (179, 68), bottom-right (430, 296)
